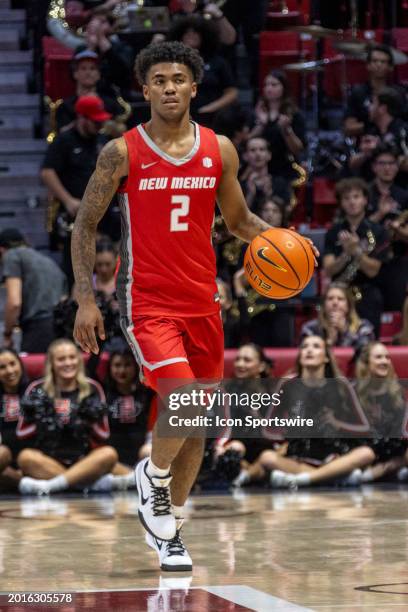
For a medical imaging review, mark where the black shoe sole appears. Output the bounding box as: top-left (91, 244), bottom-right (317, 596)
top-left (137, 509), bottom-right (175, 542)
top-left (161, 563), bottom-right (193, 572)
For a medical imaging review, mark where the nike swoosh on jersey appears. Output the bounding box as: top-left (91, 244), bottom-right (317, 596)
top-left (141, 162), bottom-right (158, 169)
top-left (257, 247), bottom-right (287, 272)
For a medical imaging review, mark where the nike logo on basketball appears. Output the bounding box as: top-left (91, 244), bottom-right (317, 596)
top-left (141, 162), bottom-right (158, 169)
top-left (257, 247), bottom-right (287, 272)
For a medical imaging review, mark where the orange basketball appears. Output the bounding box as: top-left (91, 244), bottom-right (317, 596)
top-left (244, 228), bottom-right (315, 299)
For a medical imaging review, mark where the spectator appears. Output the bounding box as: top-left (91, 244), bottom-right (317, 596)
top-left (93, 240), bottom-right (117, 297)
top-left (0, 229), bottom-right (66, 353)
top-left (213, 344), bottom-right (273, 469)
top-left (105, 344), bottom-right (153, 467)
top-left (221, 0), bottom-right (268, 97)
top-left (368, 88), bottom-right (408, 173)
top-left (251, 70), bottom-right (306, 179)
top-left (78, 13), bottom-right (134, 98)
top-left (348, 131), bottom-right (380, 181)
top-left (256, 194), bottom-right (289, 227)
top-left (41, 95), bottom-right (112, 288)
top-left (238, 336), bottom-right (373, 488)
top-left (212, 104), bottom-right (250, 159)
top-left (393, 293), bottom-right (408, 345)
top-left (16, 339), bottom-right (133, 495)
top-left (169, 0), bottom-right (237, 47)
top-left (65, 0), bottom-right (123, 29)
top-left (239, 137), bottom-right (291, 209)
top-left (355, 342), bottom-right (407, 482)
top-left (0, 349), bottom-right (28, 490)
top-left (301, 283), bottom-right (375, 351)
top-left (54, 241), bottom-right (121, 351)
top-left (232, 197), bottom-right (293, 347)
top-left (323, 178), bottom-right (391, 337)
top-left (368, 145), bottom-right (408, 221)
top-left (344, 44), bottom-right (407, 137)
top-left (367, 145), bottom-right (408, 310)
top-left (168, 15), bottom-right (238, 127)
top-left (56, 49), bottom-right (123, 132)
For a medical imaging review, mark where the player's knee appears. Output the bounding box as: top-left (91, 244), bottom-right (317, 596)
top-left (17, 448), bottom-right (44, 472)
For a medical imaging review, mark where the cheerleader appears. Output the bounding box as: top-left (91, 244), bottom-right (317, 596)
top-left (355, 342), bottom-right (408, 482)
top-left (240, 336), bottom-right (374, 488)
top-left (105, 344), bottom-right (154, 469)
top-left (17, 339), bottom-right (132, 495)
top-left (0, 349), bottom-right (28, 489)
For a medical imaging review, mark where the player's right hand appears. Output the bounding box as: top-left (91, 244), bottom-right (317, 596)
top-left (74, 302), bottom-right (105, 355)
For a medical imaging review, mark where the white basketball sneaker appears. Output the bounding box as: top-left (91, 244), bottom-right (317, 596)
top-left (135, 458), bottom-right (176, 541)
top-left (146, 528), bottom-right (193, 572)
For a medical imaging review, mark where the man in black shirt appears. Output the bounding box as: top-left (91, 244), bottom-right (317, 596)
top-left (344, 45), bottom-right (407, 137)
top-left (368, 145), bottom-right (408, 220)
top-left (323, 178), bottom-right (391, 337)
top-left (41, 95), bottom-right (111, 288)
top-left (368, 145), bottom-right (408, 311)
top-left (368, 89), bottom-right (408, 164)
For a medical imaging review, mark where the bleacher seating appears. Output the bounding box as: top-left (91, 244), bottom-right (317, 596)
top-left (322, 30), bottom-right (384, 102)
top-left (392, 28), bottom-right (408, 84)
top-left (42, 36), bottom-right (74, 101)
top-left (312, 178), bottom-right (337, 224)
top-left (20, 347), bottom-right (408, 382)
top-left (259, 31), bottom-right (314, 98)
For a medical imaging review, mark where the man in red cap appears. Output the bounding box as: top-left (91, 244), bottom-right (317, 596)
top-left (41, 95), bottom-right (112, 288)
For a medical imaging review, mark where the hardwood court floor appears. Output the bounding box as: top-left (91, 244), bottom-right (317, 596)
top-left (0, 487), bottom-right (407, 611)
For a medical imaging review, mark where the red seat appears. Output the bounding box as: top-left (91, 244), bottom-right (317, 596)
top-left (266, 11), bottom-right (303, 29)
top-left (268, 0), bottom-right (310, 12)
top-left (392, 29), bottom-right (408, 85)
top-left (379, 311), bottom-right (403, 344)
top-left (42, 36), bottom-right (75, 101)
top-left (259, 31), bottom-right (314, 99)
top-left (313, 178), bottom-right (337, 224)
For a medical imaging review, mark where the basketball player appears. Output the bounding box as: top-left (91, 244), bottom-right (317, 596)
top-left (72, 41), bottom-right (317, 572)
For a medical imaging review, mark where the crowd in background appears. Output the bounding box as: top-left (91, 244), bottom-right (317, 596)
top-left (1, 0), bottom-right (408, 494)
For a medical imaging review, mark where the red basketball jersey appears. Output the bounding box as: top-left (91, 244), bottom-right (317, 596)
top-left (117, 122), bottom-right (223, 318)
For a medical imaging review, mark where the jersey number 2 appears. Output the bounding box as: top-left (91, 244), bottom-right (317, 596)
top-left (170, 195), bottom-right (190, 232)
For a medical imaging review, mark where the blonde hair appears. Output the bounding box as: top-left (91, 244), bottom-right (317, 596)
top-left (355, 341), bottom-right (404, 410)
top-left (43, 339), bottom-right (91, 402)
top-left (319, 283), bottom-right (362, 335)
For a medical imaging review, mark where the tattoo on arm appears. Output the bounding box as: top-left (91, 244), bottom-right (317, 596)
top-left (71, 139), bottom-right (125, 302)
top-left (233, 211), bottom-right (270, 243)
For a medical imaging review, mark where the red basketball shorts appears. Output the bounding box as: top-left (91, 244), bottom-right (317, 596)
top-left (121, 312), bottom-right (224, 396)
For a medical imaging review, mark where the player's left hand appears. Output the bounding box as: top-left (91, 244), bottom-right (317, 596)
top-left (289, 226), bottom-right (320, 265)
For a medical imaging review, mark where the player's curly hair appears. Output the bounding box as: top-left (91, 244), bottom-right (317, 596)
top-left (134, 41), bottom-right (204, 85)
